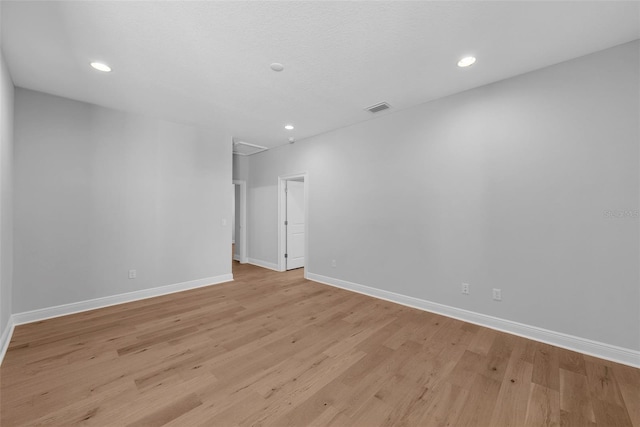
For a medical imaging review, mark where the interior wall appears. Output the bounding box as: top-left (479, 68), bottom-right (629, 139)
top-left (0, 48), bottom-right (15, 336)
top-left (13, 88), bottom-right (232, 313)
top-left (233, 154), bottom-right (249, 181)
top-left (245, 41), bottom-right (640, 351)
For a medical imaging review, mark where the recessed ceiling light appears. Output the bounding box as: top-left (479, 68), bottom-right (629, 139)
top-left (270, 63), bottom-right (284, 72)
top-left (457, 56), bottom-right (476, 68)
top-left (90, 62), bottom-right (112, 72)
top-left (284, 124), bottom-right (294, 130)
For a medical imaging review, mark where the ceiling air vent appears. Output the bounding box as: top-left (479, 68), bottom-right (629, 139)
top-left (233, 141), bottom-right (268, 156)
top-left (365, 102), bottom-right (391, 113)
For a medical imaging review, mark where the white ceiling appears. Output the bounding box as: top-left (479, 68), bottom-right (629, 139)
top-left (2, 1), bottom-right (638, 149)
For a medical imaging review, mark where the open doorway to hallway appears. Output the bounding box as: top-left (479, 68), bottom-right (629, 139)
top-left (232, 180), bottom-right (247, 264)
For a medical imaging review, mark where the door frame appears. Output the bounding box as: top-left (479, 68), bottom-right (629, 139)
top-left (233, 179), bottom-right (248, 264)
top-left (278, 172), bottom-right (309, 276)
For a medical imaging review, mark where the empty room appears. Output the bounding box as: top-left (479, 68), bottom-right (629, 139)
top-left (0, 1), bottom-right (639, 426)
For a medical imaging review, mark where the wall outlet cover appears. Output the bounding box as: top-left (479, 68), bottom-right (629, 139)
top-left (462, 283), bottom-right (470, 295)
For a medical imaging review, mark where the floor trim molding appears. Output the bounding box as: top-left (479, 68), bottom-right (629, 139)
top-left (248, 258), bottom-right (280, 272)
top-left (307, 272), bottom-right (640, 368)
top-left (0, 316), bottom-right (16, 366)
top-left (11, 273), bottom-right (234, 327)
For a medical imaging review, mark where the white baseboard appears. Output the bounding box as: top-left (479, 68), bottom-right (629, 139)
top-left (248, 258), bottom-right (280, 272)
top-left (1, 273), bottom-right (233, 365)
top-left (233, 254), bottom-right (240, 262)
top-left (306, 272), bottom-right (640, 369)
top-left (11, 273), bottom-right (234, 326)
top-left (0, 316), bottom-right (16, 366)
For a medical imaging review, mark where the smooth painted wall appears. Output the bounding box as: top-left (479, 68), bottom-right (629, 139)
top-left (233, 154), bottom-right (249, 182)
top-left (13, 89), bottom-right (232, 313)
top-left (0, 49), bottom-right (14, 336)
top-left (245, 41), bottom-right (640, 351)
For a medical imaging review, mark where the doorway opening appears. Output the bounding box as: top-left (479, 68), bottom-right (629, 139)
top-left (233, 180), bottom-right (247, 264)
top-left (278, 173), bottom-right (308, 276)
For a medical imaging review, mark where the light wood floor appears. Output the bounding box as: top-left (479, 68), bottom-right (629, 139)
top-left (2, 262), bottom-right (639, 426)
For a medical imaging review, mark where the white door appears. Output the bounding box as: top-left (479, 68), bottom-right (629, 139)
top-left (286, 180), bottom-right (305, 270)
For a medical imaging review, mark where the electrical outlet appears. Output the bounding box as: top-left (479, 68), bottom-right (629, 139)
top-left (331, 259), bottom-right (337, 268)
top-left (492, 288), bottom-right (502, 301)
top-left (129, 269), bottom-right (137, 279)
top-left (461, 283), bottom-right (470, 295)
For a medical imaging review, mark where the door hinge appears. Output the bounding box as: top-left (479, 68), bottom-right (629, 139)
top-left (284, 253), bottom-right (288, 258)
top-left (284, 220), bottom-right (288, 225)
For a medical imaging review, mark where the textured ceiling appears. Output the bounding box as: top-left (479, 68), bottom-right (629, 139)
top-left (2, 1), bottom-right (639, 149)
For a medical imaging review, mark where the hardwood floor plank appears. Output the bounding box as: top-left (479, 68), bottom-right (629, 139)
top-left (559, 368), bottom-right (596, 425)
top-left (525, 383), bottom-right (561, 427)
top-left (558, 348), bottom-right (587, 375)
top-left (467, 325), bottom-right (498, 356)
top-left (454, 373), bottom-right (502, 426)
top-left (611, 362), bottom-right (640, 427)
top-left (532, 342), bottom-right (561, 391)
top-left (126, 393), bottom-right (203, 427)
top-left (591, 399), bottom-right (634, 427)
top-left (584, 357), bottom-right (625, 406)
top-left (418, 381), bottom-right (470, 426)
top-left (489, 344), bottom-right (534, 426)
top-left (345, 393), bottom-right (394, 427)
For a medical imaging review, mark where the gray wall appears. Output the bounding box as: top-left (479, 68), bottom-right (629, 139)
top-left (233, 154), bottom-right (249, 182)
top-left (245, 41), bottom-right (640, 350)
top-left (14, 89), bottom-right (232, 313)
top-left (0, 50), bottom-right (14, 335)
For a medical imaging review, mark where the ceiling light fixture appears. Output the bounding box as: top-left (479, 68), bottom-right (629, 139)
top-left (270, 63), bottom-right (284, 72)
top-left (457, 56), bottom-right (476, 68)
top-left (284, 124), bottom-right (294, 130)
top-left (90, 62), bottom-right (112, 72)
